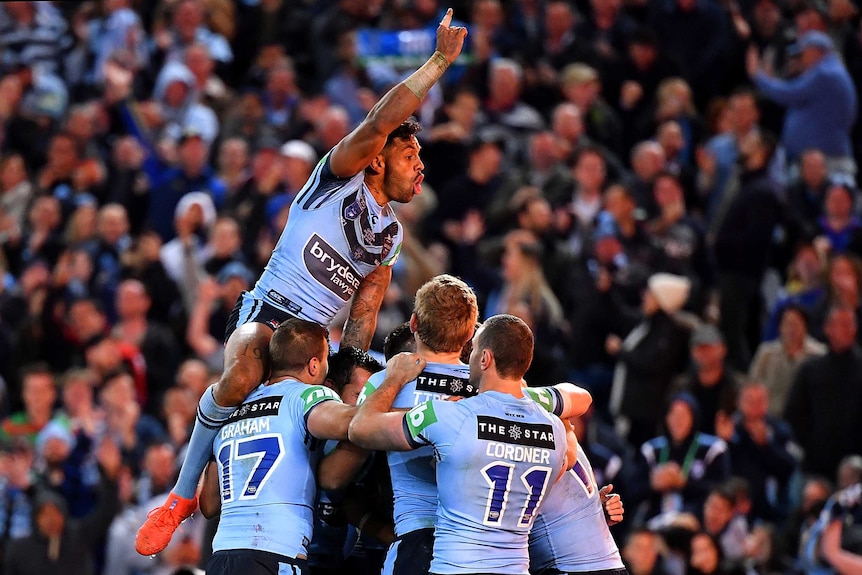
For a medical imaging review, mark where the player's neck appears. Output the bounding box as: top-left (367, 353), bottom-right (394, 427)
top-left (269, 370), bottom-right (314, 386)
top-left (415, 340), bottom-right (464, 365)
top-left (363, 174), bottom-right (389, 207)
top-left (478, 376), bottom-right (526, 399)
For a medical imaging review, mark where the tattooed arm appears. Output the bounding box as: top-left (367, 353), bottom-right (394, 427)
top-left (342, 265), bottom-right (392, 351)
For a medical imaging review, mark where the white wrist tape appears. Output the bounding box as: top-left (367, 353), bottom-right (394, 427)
top-left (403, 51), bottom-right (450, 100)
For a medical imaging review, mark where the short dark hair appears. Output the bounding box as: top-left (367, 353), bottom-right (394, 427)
top-left (475, 315), bottom-right (533, 379)
top-left (269, 318), bottom-right (329, 373)
top-left (385, 117), bottom-right (422, 147)
top-left (327, 346), bottom-right (383, 393)
top-left (383, 322), bottom-right (416, 360)
top-left (19, 362), bottom-right (53, 383)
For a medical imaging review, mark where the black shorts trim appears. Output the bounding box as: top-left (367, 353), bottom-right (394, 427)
top-left (225, 292), bottom-right (297, 343)
top-left (392, 527), bottom-right (434, 575)
top-left (207, 549), bottom-right (308, 575)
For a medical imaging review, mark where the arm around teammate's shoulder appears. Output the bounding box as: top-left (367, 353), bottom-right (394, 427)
top-left (349, 353), bottom-right (426, 450)
top-left (307, 400), bottom-right (357, 441)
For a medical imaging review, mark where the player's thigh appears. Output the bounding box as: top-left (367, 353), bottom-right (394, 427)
top-left (207, 550), bottom-right (307, 575)
top-left (215, 322), bottom-right (274, 405)
top-left (385, 528), bottom-right (434, 575)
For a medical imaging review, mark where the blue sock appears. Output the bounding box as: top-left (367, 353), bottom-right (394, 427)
top-left (173, 386), bottom-right (235, 499)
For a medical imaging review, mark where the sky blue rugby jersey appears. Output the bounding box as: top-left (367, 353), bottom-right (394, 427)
top-left (358, 362), bottom-right (474, 536)
top-left (358, 367), bottom-right (565, 538)
top-left (250, 152), bottom-right (403, 325)
top-left (405, 391), bottom-right (568, 575)
top-left (211, 378), bottom-right (342, 559)
top-left (529, 443), bottom-right (625, 573)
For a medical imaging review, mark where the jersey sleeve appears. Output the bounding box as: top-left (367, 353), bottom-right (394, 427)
top-left (299, 385), bottom-right (343, 422)
top-left (523, 387), bottom-right (563, 416)
top-left (293, 152), bottom-right (360, 211)
top-left (402, 400), bottom-right (455, 449)
top-left (356, 370), bottom-right (386, 406)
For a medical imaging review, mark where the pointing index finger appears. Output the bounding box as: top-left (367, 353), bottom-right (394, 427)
top-left (440, 7), bottom-right (453, 27)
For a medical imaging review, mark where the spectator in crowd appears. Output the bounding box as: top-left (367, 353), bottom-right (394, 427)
top-left (673, 325), bottom-right (743, 437)
top-left (819, 475), bottom-right (862, 574)
top-left (785, 305), bottom-right (862, 479)
top-left (649, 0), bottom-right (730, 103)
top-left (749, 31), bottom-right (857, 173)
top-left (647, 171), bottom-right (712, 311)
top-left (561, 63), bottom-right (624, 158)
top-left (0, 2), bottom-right (72, 77)
top-left (749, 304), bottom-right (827, 417)
top-left (632, 392), bottom-right (731, 523)
top-left (786, 148), bottom-right (830, 242)
top-left (112, 279), bottom-right (180, 414)
top-left (1, 363), bottom-right (57, 444)
top-left (699, 88), bottom-right (761, 223)
top-left (711, 130), bottom-right (783, 371)
top-left (718, 381), bottom-right (798, 523)
top-left (608, 273), bottom-right (693, 447)
top-left (146, 130), bottom-right (226, 241)
top-left (2, 438), bottom-right (122, 575)
top-left (622, 527), bottom-right (673, 575)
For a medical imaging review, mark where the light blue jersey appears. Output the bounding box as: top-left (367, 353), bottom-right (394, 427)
top-left (529, 444), bottom-right (624, 573)
top-left (358, 362), bottom-right (474, 536)
top-left (405, 392), bottom-right (568, 575)
top-left (211, 378), bottom-right (342, 558)
top-left (251, 152), bottom-right (403, 325)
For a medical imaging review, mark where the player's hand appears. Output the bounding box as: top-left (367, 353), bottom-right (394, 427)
top-left (385, 352), bottom-right (427, 388)
top-left (436, 8), bottom-right (468, 65)
top-left (600, 484), bottom-right (624, 525)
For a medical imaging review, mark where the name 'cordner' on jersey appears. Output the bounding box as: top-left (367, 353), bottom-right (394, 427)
top-left (251, 152), bottom-right (404, 325)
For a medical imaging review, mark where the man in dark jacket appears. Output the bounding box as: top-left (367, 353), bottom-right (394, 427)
top-left (712, 130), bottom-right (783, 371)
top-left (785, 305), bottom-right (862, 479)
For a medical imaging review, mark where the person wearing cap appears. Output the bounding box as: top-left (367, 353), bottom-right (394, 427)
top-left (671, 324), bottom-right (744, 438)
top-left (748, 30), bottom-right (857, 173)
top-left (136, 12), bottom-right (468, 556)
top-left (608, 273), bottom-right (693, 448)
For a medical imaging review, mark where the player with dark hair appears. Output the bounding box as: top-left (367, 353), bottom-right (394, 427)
top-left (136, 9), bottom-right (468, 556)
top-left (197, 318), bottom-right (357, 575)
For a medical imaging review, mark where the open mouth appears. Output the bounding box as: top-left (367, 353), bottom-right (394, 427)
top-left (413, 174), bottom-right (424, 194)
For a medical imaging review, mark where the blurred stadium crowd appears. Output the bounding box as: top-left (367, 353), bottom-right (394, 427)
top-left (1, 0), bottom-right (862, 573)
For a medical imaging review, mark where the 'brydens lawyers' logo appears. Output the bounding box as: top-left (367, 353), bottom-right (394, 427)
top-left (303, 234), bottom-right (362, 301)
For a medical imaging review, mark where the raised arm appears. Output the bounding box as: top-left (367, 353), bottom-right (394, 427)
top-left (342, 264), bottom-right (391, 351)
top-left (328, 8), bottom-right (467, 177)
top-left (349, 353), bottom-right (427, 450)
